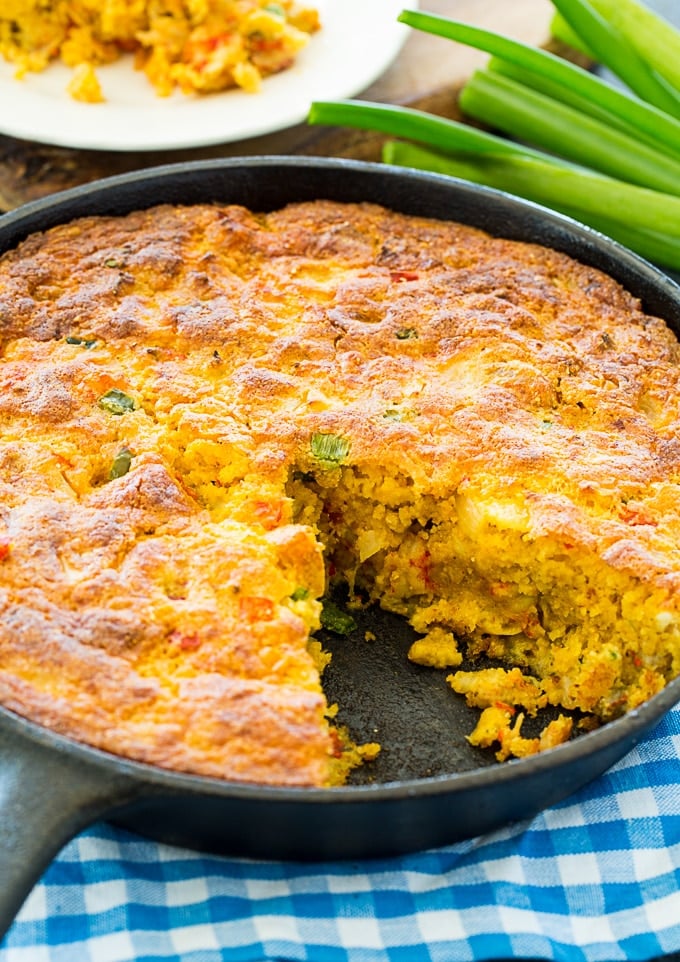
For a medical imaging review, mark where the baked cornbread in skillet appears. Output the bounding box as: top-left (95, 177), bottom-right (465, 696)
top-left (0, 198), bottom-right (679, 784)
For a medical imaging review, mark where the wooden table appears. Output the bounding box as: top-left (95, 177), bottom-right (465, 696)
top-left (0, 0), bottom-right (570, 212)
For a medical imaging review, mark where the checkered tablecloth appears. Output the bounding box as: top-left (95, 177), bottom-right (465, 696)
top-left (2, 705), bottom-right (680, 962)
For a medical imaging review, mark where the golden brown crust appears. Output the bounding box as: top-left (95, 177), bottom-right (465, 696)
top-left (1, 199), bottom-right (680, 779)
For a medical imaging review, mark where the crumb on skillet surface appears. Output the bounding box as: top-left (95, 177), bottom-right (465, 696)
top-left (0, 199), bottom-right (679, 785)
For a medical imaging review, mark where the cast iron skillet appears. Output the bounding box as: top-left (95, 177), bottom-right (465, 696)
top-left (1, 157), bottom-right (680, 937)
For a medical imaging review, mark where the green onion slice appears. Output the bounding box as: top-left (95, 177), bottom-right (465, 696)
top-left (310, 432), bottom-right (351, 464)
top-left (109, 447), bottom-right (133, 480)
top-left (98, 388), bottom-right (136, 415)
top-left (320, 599), bottom-right (357, 636)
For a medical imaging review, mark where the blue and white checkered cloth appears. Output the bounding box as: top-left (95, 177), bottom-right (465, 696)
top-left (2, 705), bottom-right (680, 962)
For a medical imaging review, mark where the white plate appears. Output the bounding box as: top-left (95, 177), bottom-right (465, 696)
top-left (0, 0), bottom-right (412, 152)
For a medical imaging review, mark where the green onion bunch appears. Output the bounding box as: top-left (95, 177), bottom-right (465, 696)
top-left (307, 0), bottom-right (680, 271)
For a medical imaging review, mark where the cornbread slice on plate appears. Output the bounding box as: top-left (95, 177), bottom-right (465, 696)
top-left (0, 198), bottom-right (679, 785)
top-left (0, 0), bottom-right (321, 101)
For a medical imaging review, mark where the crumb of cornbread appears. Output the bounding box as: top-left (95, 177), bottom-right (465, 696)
top-left (66, 62), bottom-right (105, 102)
top-left (1, 198), bottom-right (680, 786)
top-left (465, 705), bottom-right (574, 763)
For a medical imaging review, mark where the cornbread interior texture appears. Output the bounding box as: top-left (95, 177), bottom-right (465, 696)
top-left (1, 199), bottom-right (680, 786)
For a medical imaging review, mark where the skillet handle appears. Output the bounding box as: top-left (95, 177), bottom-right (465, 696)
top-left (0, 720), bottom-right (140, 942)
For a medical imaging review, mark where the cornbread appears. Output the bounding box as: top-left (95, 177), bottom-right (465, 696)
top-left (1, 199), bottom-right (680, 785)
top-left (0, 1), bottom-right (320, 102)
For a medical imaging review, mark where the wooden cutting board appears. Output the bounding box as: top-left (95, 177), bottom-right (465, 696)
top-left (0, 0), bottom-right (569, 211)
